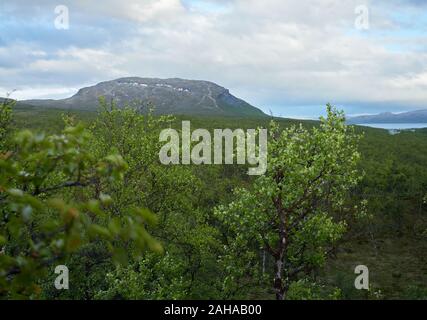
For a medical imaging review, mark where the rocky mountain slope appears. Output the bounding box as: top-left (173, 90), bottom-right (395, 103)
top-left (21, 77), bottom-right (266, 117)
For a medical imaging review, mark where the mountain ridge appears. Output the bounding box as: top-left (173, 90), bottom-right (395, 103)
top-left (348, 109), bottom-right (427, 124)
top-left (18, 77), bottom-right (266, 117)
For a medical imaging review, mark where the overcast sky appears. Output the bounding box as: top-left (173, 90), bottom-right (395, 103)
top-left (1, 0), bottom-right (427, 118)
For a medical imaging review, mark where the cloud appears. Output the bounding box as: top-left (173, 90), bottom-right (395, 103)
top-left (1, 0), bottom-right (427, 116)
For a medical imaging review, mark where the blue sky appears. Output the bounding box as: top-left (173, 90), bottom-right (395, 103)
top-left (1, 0), bottom-right (427, 118)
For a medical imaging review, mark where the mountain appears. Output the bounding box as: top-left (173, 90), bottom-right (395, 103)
top-left (1, 97), bottom-right (38, 109)
top-left (347, 109), bottom-right (427, 124)
top-left (21, 77), bottom-right (266, 117)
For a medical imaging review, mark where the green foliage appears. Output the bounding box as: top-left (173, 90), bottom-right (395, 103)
top-left (96, 252), bottom-right (190, 299)
top-left (3, 99), bottom-right (427, 300)
top-left (0, 98), bottom-right (14, 150)
top-left (215, 105), bottom-right (365, 299)
top-left (403, 285), bottom-right (427, 300)
top-left (287, 279), bottom-right (341, 300)
top-left (0, 109), bottom-right (161, 298)
top-left (55, 99), bottom-right (224, 300)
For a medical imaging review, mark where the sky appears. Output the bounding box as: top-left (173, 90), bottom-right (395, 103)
top-left (1, 0), bottom-right (427, 118)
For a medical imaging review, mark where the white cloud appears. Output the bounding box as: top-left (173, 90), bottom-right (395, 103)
top-left (1, 0), bottom-right (427, 115)
top-left (0, 86), bottom-right (79, 100)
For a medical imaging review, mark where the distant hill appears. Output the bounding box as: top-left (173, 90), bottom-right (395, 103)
top-left (18, 77), bottom-right (266, 117)
top-left (1, 97), bottom-right (38, 109)
top-left (348, 109), bottom-right (427, 124)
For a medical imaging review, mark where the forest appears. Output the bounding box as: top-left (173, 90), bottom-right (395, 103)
top-left (0, 98), bottom-right (426, 300)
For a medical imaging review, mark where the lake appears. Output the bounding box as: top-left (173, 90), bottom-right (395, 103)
top-left (354, 123), bottom-right (427, 130)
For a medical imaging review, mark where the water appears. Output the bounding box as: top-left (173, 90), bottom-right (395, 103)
top-left (354, 123), bottom-right (427, 130)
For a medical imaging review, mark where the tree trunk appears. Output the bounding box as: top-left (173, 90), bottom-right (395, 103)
top-left (274, 257), bottom-right (285, 300)
top-left (262, 250), bottom-right (266, 274)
